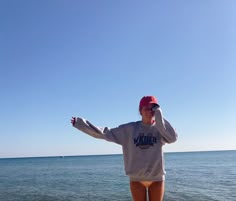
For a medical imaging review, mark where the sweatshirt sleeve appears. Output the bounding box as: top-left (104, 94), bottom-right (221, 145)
top-left (73, 117), bottom-right (126, 145)
top-left (154, 108), bottom-right (178, 144)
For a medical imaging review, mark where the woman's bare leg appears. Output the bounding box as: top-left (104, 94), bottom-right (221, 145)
top-left (148, 181), bottom-right (165, 201)
top-left (130, 181), bottom-right (147, 201)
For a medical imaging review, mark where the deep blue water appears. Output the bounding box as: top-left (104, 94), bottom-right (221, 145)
top-left (0, 150), bottom-right (235, 201)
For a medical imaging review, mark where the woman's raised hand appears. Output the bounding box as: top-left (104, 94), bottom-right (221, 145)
top-left (71, 117), bottom-right (76, 126)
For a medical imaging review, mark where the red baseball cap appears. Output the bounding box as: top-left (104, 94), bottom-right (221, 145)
top-left (139, 96), bottom-right (159, 109)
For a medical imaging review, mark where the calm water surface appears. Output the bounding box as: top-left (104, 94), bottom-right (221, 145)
top-left (0, 151), bottom-right (235, 201)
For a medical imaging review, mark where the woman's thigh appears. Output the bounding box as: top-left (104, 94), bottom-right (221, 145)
top-left (130, 181), bottom-right (147, 201)
top-left (148, 181), bottom-right (165, 201)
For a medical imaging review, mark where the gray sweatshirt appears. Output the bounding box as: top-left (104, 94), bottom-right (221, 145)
top-left (73, 108), bottom-right (177, 181)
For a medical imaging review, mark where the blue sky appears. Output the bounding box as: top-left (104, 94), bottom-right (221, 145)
top-left (1, 0), bottom-right (235, 158)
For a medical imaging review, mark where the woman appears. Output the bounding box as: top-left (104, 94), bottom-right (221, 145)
top-left (71, 96), bottom-right (177, 201)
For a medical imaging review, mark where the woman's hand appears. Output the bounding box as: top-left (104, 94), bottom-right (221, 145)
top-left (71, 117), bottom-right (76, 126)
top-left (151, 104), bottom-right (160, 111)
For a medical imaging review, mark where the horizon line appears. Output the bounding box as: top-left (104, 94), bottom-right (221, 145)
top-left (1, 149), bottom-right (235, 160)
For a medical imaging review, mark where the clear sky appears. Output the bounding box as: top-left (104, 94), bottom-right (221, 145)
top-left (1, 0), bottom-right (235, 158)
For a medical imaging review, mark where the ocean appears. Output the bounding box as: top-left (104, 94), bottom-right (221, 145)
top-left (0, 150), bottom-right (235, 201)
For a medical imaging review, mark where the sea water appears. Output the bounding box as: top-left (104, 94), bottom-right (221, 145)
top-left (0, 151), bottom-right (235, 201)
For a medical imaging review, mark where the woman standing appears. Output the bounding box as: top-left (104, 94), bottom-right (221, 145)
top-left (71, 96), bottom-right (177, 201)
